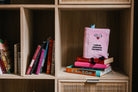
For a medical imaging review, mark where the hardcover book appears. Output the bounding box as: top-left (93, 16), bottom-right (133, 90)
top-left (72, 65), bottom-right (105, 71)
top-left (51, 41), bottom-right (55, 75)
top-left (14, 43), bottom-right (20, 74)
top-left (77, 57), bottom-right (113, 64)
top-left (46, 40), bottom-right (53, 74)
top-left (26, 45), bottom-right (41, 75)
top-left (66, 65), bottom-right (112, 77)
top-left (40, 40), bottom-right (49, 73)
top-left (30, 42), bottom-right (46, 74)
top-left (74, 61), bottom-right (110, 69)
top-left (36, 49), bottom-right (45, 75)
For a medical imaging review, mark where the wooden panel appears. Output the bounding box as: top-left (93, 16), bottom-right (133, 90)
top-left (59, 0), bottom-right (131, 5)
top-left (95, 82), bottom-right (127, 92)
top-left (119, 9), bottom-right (131, 75)
top-left (0, 79), bottom-right (54, 92)
top-left (61, 0), bottom-right (129, 2)
top-left (21, 8), bottom-right (33, 76)
top-left (10, 0), bottom-right (54, 4)
top-left (59, 81), bottom-right (128, 92)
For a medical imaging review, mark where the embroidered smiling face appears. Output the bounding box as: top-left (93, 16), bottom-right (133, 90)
top-left (94, 34), bottom-right (102, 39)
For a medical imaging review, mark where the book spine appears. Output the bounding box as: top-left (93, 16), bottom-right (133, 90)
top-left (0, 56), bottom-right (6, 73)
top-left (74, 61), bottom-right (109, 69)
top-left (26, 45), bottom-right (41, 75)
top-left (30, 42), bottom-right (46, 74)
top-left (0, 50), bottom-right (9, 73)
top-left (14, 44), bottom-right (17, 74)
top-left (51, 41), bottom-right (55, 75)
top-left (77, 57), bottom-right (104, 64)
top-left (40, 40), bottom-right (49, 73)
top-left (3, 41), bottom-right (11, 73)
top-left (66, 67), bottom-right (97, 76)
top-left (36, 49), bottom-right (45, 75)
top-left (46, 40), bottom-right (53, 74)
top-left (104, 57), bottom-right (113, 64)
top-left (0, 66), bottom-right (2, 74)
top-left (17, 52), bottom-right (21, 75)
top-left (72, 66), bottom-right (104, 71)
top-left (100, 66), bottom-right (112, 77)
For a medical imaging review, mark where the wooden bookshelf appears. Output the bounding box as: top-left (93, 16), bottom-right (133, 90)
top-left (0, 0), bottom-right (134, 92)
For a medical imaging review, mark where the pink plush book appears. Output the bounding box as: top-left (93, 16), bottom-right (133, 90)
top-left (74, 61), bottom-right (110, 69)
top-left (36, 49), bottom-right (45, 75)
top-left (83, 27), bottom-right (110, 58)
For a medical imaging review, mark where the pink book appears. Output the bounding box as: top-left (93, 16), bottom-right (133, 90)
top-left (36, 49), bottom-right (45, 75)
top-left (26, 45), bottom-right (41, 75)
top-left (74, 61), bottom-right (110, 69)
top-left (83, 27), bottom-right (110, 58)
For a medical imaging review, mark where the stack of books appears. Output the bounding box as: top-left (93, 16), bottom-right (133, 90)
top-left (66, 57), bottom-right (113, 77)
top-left (0, 39), bottom-right (11, 74)
top-left (26, 39), bottom-right (55, 75)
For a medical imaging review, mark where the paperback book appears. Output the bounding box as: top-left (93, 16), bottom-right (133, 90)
top-left (66, 65), bottom-right (112, 77)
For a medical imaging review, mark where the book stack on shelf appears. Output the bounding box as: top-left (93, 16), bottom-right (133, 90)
top-left (26, 39), bottom-right (55, 75)
top-left (0, 39), bottom-right (11, 74)
top-left (66, 57), bottom-right (113, 77)
top-left (66, 25), bottom-right (114, 77)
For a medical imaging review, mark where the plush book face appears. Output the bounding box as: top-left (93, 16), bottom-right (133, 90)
top-left (84, 28), bottom-right (110, 58)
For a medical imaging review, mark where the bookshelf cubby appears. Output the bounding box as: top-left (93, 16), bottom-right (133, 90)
top-left (21, 8), bottom-right (55, 76)
top-left (0, 9), bottom-right (20, 74)
top-left (58, 8), bottom-right (131, 78)
top-left (0, 0), bottom-right (134, 92)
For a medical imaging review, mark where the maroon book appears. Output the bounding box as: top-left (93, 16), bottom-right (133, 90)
top-left (46, 40), bottom-right (53, 74)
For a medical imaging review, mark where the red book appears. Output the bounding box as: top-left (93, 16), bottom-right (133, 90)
top-left (46, 40), bottom-right (53, 74)
top-left (77, 57), bottom-right (113, 64)
top-left (26, 45), bottom-right (41, 75)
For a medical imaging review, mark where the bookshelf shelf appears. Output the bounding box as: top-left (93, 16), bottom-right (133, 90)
top-left (10, 0), bottom-right (55, 4)
top-left (59, 0), bottom-right (131, 5)
top-left (0, 0), bottom-right (134, 92)
top-left (0, 74), bottom-right (55, 79)
top-left (57, 68), bottom-right (129, 80)
top-left (23, 74), bottom-right (55, 79)
top-left (0, 74), bottom-right (22, 79)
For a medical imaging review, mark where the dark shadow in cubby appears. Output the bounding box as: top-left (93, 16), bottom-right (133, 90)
top-left (10, 0), bottom-right (54, 4)
top-left (0, 9), bottom-right (20, 73)
top-left (60, 9), bottom-right (131, 75)
top-left (0, 79), bottom-right (54, 92)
